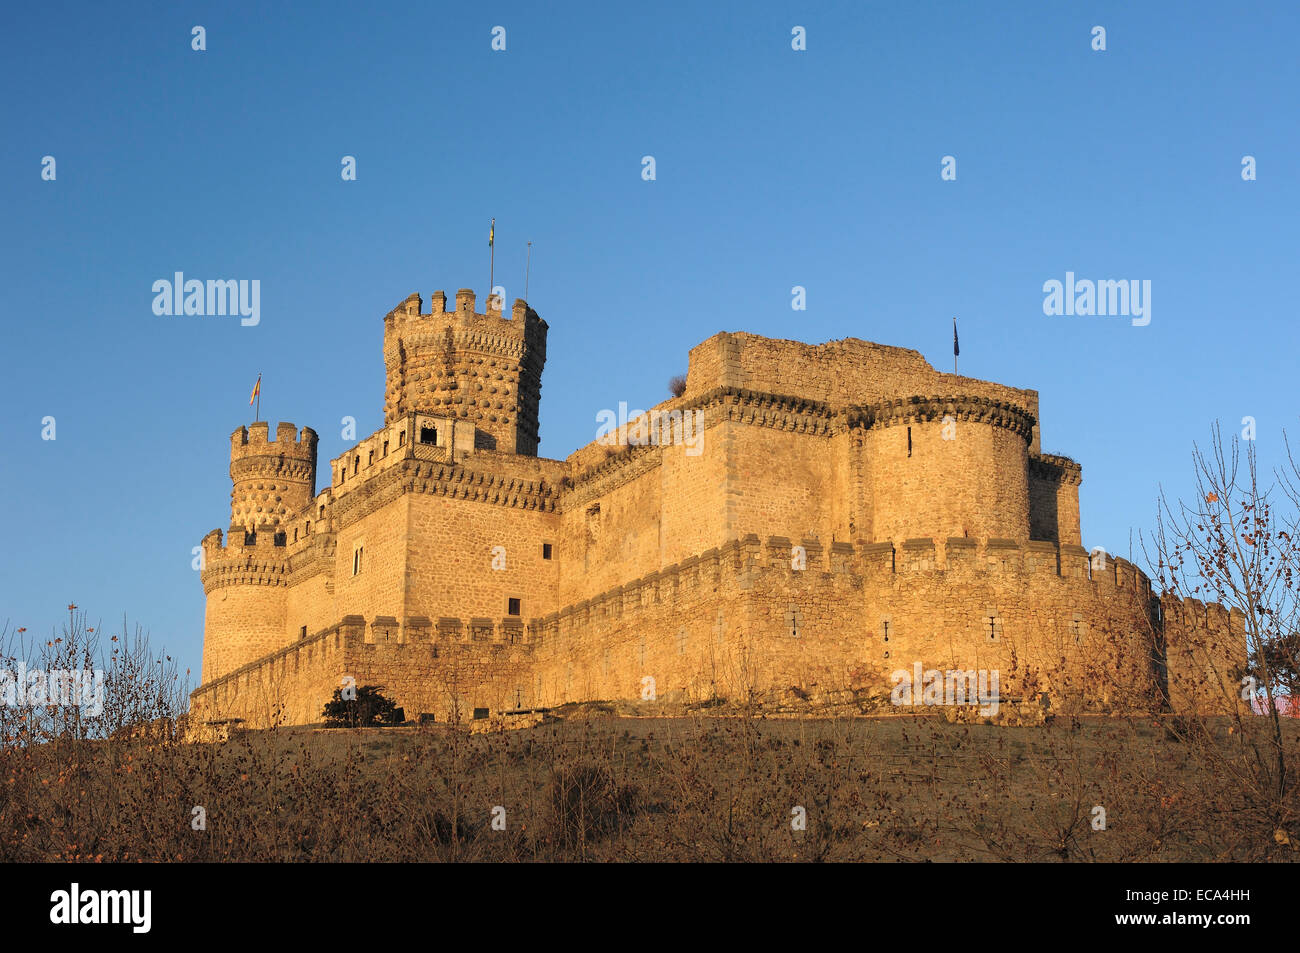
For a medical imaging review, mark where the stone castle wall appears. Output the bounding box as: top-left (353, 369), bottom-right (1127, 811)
top-left (193, 293), bottom-right (1247, 727)
top-left (192, 533), bottom-right (1243, 728)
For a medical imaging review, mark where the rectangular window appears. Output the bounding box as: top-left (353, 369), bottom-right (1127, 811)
top-left (353, 545), bottom-right (364, 576)
top-left (382, 440), bottom-right (389, 457)
top-left (398, 430), bottom-right (405, 446)
top-left (420, 425), bottom-right (438, 445)
top-left (368, 450), bottom-right (374, 466)
top-left (507, 597), bottom-right (521, 616)
top-left (273, 531), bottom-right (286, 547)
top-left (542, 542), bottom-right (553, 560)
top-left (299, 625), bottom-right (307, 640)
top-left (244, 531), bottom-right (256, 546)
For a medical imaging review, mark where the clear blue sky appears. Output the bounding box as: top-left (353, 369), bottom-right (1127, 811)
top-left (2, 1), bottom-right (1296, 684)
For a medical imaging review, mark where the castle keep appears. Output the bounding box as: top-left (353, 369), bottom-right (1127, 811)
top-left (191, 288), bottom-right (1244, 727)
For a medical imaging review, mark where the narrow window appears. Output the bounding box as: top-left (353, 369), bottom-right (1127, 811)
top-left (293, 528), bottom-right (298, 543)
top-left (398, 430), bottom-right (405, 447)
top-left (353, 546), bottom-right (364, 576)
top-left (542, 542), bottom-right (553, 560)
top-left (507, 597), bottom-right (521, 616)
top-left (907, 426), bottom-right (912, 457)
top-left (882, 620), bottom-right (890, 642)
top-left (382, 439), bottom-right (389, 457)
top-left (299, 625), bottom-right (307, 640)
top-left (368, 450), bottom-right (374, 466)
top-left (353, 455), bottom-right (360, 475)
top-left (319, 505), bottom-right (325, 519)
top-left (305, 520), bottom-right (311, 535)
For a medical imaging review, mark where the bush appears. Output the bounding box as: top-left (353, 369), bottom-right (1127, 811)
top-left (322, 685), bottom-right (402, 727)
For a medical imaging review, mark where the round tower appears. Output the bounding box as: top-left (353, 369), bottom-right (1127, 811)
top-left (228, 422), bottom-right (318, 534)
top-left (381, 289), bottom-right (548, 455)
top-left (858, 395), bottom-right (1034, 544)
top-left (199, 421), bottom-right (316, 684)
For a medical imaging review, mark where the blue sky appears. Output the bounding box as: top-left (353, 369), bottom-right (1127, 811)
top-left (1, 0), bottom-right (1296, 683)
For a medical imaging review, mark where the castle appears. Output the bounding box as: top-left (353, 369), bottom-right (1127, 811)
top-left (190, 288), bottom-right (1245, 728)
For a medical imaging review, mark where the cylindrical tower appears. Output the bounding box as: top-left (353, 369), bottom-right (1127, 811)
top-left (229, 422), bottom-right (318, 534)
top-left (381, 290), bottom-right (548, 455)
top-left (199, 421), bottom-right (316, 683)
top-left (858, 395), bottom-right (1034, 544)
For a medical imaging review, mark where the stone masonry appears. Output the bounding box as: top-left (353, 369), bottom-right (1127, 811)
top-left (190, 288), bottom-right (1247, 728)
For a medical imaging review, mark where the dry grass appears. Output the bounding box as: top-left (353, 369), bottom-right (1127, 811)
top-left (2, 713), bottom-right (1296, 862)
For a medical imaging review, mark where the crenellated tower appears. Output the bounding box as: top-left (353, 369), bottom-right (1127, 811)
top-left (228, 422), bottom-right (318, 536)
top-left (196, 420), bottom-right (318, 684)
top-left (382, 289), bottom-right (548, 455)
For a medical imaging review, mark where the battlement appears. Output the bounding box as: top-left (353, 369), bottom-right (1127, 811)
top-left (230, 422), bottom-right (318, 461)
top-left (199, 527), bottom-right (297, 583)
top-left (848, 395), bottom-right (1037, 442)
top-left (383, 290), bottom-right (546, 334)
top-left (1030, 452), bottom-right (1083, 485)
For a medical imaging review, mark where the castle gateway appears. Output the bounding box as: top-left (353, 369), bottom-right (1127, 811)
top-left (191, 288), bottom-right (1243, 727)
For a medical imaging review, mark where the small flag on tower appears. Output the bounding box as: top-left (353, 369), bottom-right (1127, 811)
top-left (953, 317), bottom-right (959, 358)
top-left (489, 218), bottom-right (495, 247)
top-left (249, 374), bottom-right (261, 406)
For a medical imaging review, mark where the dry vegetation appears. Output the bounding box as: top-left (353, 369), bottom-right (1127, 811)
top-left (1, 697), bottom-right (1297, 862)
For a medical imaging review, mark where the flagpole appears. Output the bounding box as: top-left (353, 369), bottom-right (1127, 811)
top-left (525, 240), bottom-right (532, 302)
top-left (256, 372), bottom-right (261, 422)
top-left (489, 218), bottom-right (496, 303)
